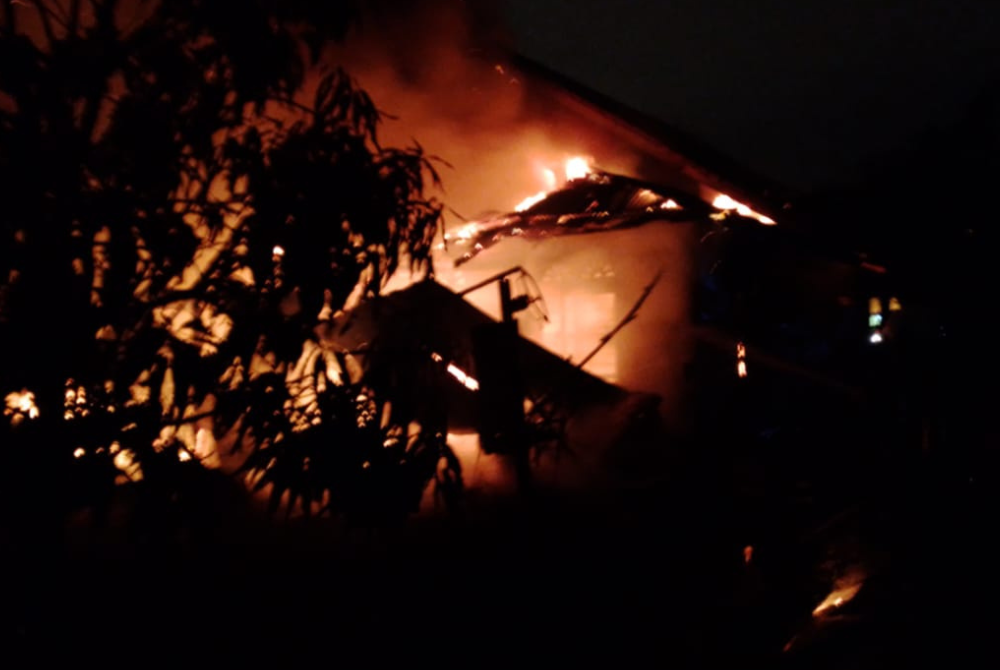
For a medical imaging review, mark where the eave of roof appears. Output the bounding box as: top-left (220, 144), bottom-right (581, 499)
top-left (506, 51), bottom-right (794, 220)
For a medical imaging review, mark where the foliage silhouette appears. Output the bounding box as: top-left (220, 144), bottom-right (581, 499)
top-left (0, 0), bottom-right (461, 529)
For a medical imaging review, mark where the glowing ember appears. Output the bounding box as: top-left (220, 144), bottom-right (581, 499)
top-left (73, 447), bottom-right (86, 459)
top-left (113, 449), bottom-right (144, 483)
top-left (736, 341), bottom-right (748, 378)
top-left (446, 363), bottom-right (480, 391)
top-left (4, 389), bottom-right (40, 423)
top-left (889, 297), bottom-right (902, 312)
top-left (272, 245), bottom-right (285, 258)
top-left (660, 199), bottom-right (681, 210)
top-left (514, 191), bottom-right (548, 212)
top-left (743, 545), bottom-right (754, 564)
top-left (178, 449), bottom-right (193, 462)
top-left (813, 582), bottom-right (862, 617)
top-left (565, 156), bottom-right (590, 181)
top-left (445, 223), bottom-right (480, 243)
top-left (712, 194), bottom-right (776, 225)
top-left (713, 194), bottom-right (739, 210)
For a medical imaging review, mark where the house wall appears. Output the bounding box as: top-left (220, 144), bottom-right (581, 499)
top-left (421, 220), bottom-right (698, 426)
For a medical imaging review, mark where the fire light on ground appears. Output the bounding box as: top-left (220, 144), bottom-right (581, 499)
top-left (713, 194), bottom-right (776, 225)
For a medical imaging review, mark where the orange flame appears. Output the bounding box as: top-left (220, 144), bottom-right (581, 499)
top-left (565, 156), bottom-right (590, 181)
top-left (713, 194), bottom-right (776, 225)
top-left (514, 191), bottom-right (548, 212)
top-left (812, 583), bottom-right (862, 617)
top-left (541, 167), bottom-right (558, 191)
top-left (446, 363), bottom-right (480, 391)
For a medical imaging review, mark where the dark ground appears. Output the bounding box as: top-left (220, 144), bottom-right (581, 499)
top-left (3, 338), bottom-right (996, 667)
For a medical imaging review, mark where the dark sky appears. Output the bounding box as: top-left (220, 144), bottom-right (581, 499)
top-left (501, 0), bottom-right (1000, 192)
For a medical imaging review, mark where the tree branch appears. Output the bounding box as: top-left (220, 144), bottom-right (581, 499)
top-left (50, 0), bottom-right (69, 23)
top-left (1, 0), bottom-right (17, 35)
top-left (30, 1), bottom-right (57, 48)
top-left (67, 0), bottom-right (79, 37)
top-left (576, 270), bottom-right (663, 370)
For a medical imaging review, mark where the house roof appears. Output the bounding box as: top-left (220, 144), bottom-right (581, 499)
top-left (507, 52), bottom-right (794, 220)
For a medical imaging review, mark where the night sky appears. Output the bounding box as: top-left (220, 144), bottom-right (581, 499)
top-left (501, 0), bottom-right (1000, 192)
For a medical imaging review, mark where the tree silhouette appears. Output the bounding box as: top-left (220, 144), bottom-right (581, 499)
top-left (0, 0), bottom-right (460, 529)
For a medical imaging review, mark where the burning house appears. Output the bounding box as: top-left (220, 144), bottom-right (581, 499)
top-left (0, 0), bottom-right (915, 504)
top-left (368, 46), bottom-right (897, 452)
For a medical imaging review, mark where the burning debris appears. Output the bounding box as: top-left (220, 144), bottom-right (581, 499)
top-left (712, 194), bottom-right (776, 225)
top-left (444, 168), bottom-right (716, 267)
top-left (812, 579), bottom-right (863, 617)
top-left (431, 351), bottom-right (481, 391)
top-left (441, 156), bottom-right (778, 270)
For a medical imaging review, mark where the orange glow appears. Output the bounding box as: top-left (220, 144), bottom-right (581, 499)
top-left (812, 583), bottom-right (862, 617)
top-left (446, 223), bottom-right (480, 243)
top-left (446, 363), bottom-right (480, 391)
top-left (869, 297), bottom-right (882, 315)
top-left (660, 199), bottom-right (681, 210)
top-left (713, 194), bottom-right (739, 210)
top-left (4, 389), bottom-right (39, 423)
top-left (736, 342), bottom-right (748, 378)
top-left (565, 156), bottom-right (590, 181)
top-left (860, 261), bottom-right (887, 274)
top-left (272, 245), bottom-right (285, 258)
top-left (514, 191), bottom-right (548, 212)
top-left (743, 545), bottom-right (754, 564)
top-left (73, 447), bottom-right (86, 459)
top-left (178, 449), bottom-right (193, 462)
top-left (113, 449), bottom-right (144, 483)
top-left (889, 297), bottom-right (902, 312)
top-left (541, 167), bottom-right (558, 191)
top-left (712, 194), bottom-right (776, 225)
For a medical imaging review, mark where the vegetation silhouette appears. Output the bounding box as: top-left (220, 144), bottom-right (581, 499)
top-left (0, 0), bottom-right (463, 535)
